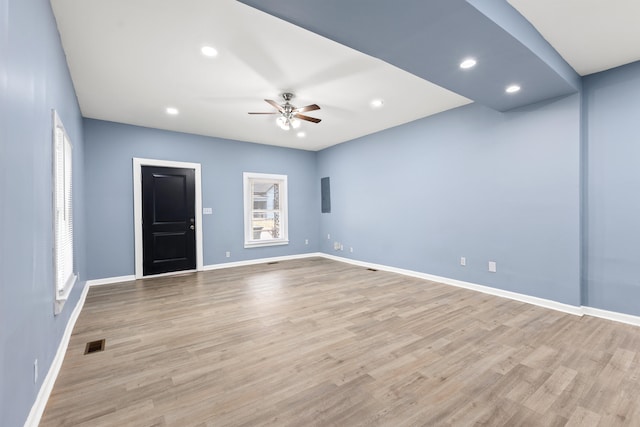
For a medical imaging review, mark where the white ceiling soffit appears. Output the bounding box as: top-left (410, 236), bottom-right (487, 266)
top-left (50, 0), bottom-right (471, 151)
top-left (508, 0), bottom-right (640, 76)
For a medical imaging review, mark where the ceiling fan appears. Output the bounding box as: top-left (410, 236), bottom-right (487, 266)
top-left (249, 92), bottom-right (321, 131)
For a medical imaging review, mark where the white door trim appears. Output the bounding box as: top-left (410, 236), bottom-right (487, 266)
top-left (133, 158), bottom-right (204, 279)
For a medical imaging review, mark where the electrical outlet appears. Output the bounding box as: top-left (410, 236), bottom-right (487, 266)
top-left (34, 359), bottom-right (38, 384)
top-left (327, 234), bottom-right (331, 240)
top-left (488, 261), bottom-right (497, 273)
top-left (225, 251), bottom-right (230, 258)
top-left (305, 239), bottom-right (309, 245)
top-left (340, 244), bottom-right (344, 251)
top-left (460, 257), bottom-right (466, 266)
top-left (334, 241), bottom-right (340, 250)
top-left (350, 247), bottom-right (354, 253)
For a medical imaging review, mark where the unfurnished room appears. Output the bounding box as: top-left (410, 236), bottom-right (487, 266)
top-left (2, 0), bottom-right (640, 426)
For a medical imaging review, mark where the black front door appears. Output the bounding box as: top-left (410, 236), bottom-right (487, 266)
top-left (142, 166), bottom-right (196, 276)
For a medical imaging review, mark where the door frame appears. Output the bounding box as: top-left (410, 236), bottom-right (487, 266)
top-left (133, 158), bottom-right (204, 279)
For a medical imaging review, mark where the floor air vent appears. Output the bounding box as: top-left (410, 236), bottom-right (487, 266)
top-left (84, 339), bottom-right (105, 355)
top-left (267, 262), bottom-right (279, 265)
top-left (367, 268), bottom-right (378, 272)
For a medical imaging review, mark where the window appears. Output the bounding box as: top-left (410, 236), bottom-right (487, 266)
top-left (53, 110), bottom-right (76, 314)
top-left (244, 172), bottom-right (288, 247)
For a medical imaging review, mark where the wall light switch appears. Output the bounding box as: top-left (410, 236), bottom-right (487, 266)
top-left (460, 257), bottom-right (466, 266)
top-left (489, 261), bottom-right (497, 273)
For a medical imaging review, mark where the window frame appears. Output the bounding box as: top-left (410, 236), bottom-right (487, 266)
top-left (52, 110), bottom-right (76, 315)
top-left (243, 172), bottom-right (289, 248)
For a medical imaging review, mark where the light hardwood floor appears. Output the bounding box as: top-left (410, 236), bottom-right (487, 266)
top-left (41, 258), bottom-right (640, 426)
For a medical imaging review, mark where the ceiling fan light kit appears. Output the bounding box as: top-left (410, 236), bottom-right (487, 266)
top-left (249, 92), bottom-right (321, 131)
top-left (276, 115), bottom-right (301, 130)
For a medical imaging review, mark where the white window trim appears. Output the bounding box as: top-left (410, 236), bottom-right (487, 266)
top-left (243, 172), bottom-right (289, 248)
top-left (52, 110), bottom-right (76, 315)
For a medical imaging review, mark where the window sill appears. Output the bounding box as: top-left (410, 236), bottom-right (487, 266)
top-left (54, 273), bottom-right (77, 315)
top-left (244, 240), bottom-right (289, 249)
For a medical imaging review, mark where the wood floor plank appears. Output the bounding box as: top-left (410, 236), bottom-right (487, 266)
top-left (40, 258), bottom-right (640, 426)
top-left (565, 406), bottom-right (601, 427)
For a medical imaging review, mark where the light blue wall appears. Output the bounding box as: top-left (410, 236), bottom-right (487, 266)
top-left (83, 119), bottom-right (319, 279)
top-left (0, 0), bottom-right (87, 425)
top-left (584, 61), bottom-right (640, 316)
top-left (317, 96), bottom-right (582, 305)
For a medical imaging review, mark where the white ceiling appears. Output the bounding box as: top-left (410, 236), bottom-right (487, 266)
top-left (50, 0), bottom-right (640, 151)
top-left (50, 0), bottom-right (471, 151)
top-left (508, 0), bottom-right (640, 76)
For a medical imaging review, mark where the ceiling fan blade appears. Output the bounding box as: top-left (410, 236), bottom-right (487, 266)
top-left (248, 112), bottom-right (278, 114)
top-left (294, 113), bottom-right (321, 124)
top-left (294, 104), bottom-right (320, 113)
top-left (265, 99), bottom-right (284, 112)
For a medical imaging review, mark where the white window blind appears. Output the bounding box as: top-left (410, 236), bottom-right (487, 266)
top-left (53, 110), bottom-right (76, 313)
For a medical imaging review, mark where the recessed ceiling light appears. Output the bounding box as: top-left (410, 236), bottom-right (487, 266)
top-left (297, 132), bottom-right (306, 138)
top-left (166, 107), bottom-right (179, 115)
top-left (370, 99), bottom-right (384, 108)
top-left (506, 85), bottom-right (521, 94)
top-left (201, 46), bottom-right (218, 57)
top-left (460, 58), bottom-right (477, 69)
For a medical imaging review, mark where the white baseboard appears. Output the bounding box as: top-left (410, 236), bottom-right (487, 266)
top-left (83, 256), bottom-right (640, 327)
top-left (582, 306), bottom-right (640, 327)
top-left (320, 254), bottom-right (640, 326)
top-left (319, 254), bottom-right (584, 316)
top-left (203, 252), bottom-right (639, 326)
top-left (85, 275), bottom-right (136, 286)
top-left (24, 282), bottom-right (91, 427)
top-left (203, 252), bottom-right (323, 271)
top-left (81, 254), bottom-right (323, 288)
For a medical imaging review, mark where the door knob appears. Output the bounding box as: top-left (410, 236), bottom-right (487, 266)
top-left (190, 225), bottom-right (195, 230)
